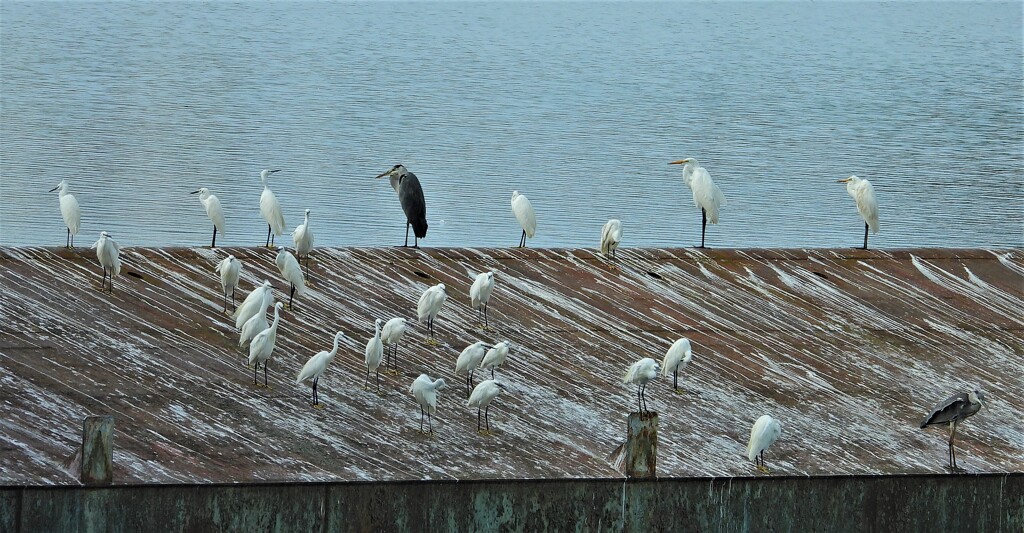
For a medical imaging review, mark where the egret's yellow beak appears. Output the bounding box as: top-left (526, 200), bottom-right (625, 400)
top-left (668, 159), bottom-right (690, 165)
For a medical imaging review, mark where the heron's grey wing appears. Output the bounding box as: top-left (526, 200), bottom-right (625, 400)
top-left (920, 392), bottom-right (969, 428)
top-left (398, 172), bottom-right (428, 238)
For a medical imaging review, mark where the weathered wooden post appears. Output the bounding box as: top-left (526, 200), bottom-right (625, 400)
top-left (625, 412), bottom-right (658, 478)
top-left (81, 415), bottom-right (114, 485)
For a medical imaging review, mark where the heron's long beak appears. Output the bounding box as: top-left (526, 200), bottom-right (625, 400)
top-left (373, 169), bottom-right (392, 179)
top-left (190, 190), bottom-right (201, 194)
top-left (668, 159), bottom-right (690, 165)
top-left (49, 186), bottom-right (59, 192)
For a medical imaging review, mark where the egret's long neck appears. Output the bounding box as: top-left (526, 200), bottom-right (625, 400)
top-left (269, 308), bottom-right (281, 330)
top-left (59, 185), bottom-right (69, 197)
top-left (374, 322), bottom-right (381, 338)
top-left (304, 212), bottom-right (310, 224)
top-left (328, 337), bottom-right (341, 360)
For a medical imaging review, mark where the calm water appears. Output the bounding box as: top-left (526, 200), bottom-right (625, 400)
top-left (1, 2), bottom-right (1021, 249)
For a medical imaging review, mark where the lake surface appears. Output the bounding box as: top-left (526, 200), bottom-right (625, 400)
top-left (2, 1), bottom-right (1021, 249)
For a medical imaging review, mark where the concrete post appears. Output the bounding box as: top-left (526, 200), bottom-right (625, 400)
top-left (625, 412), bottom-right (658, 478)
top-left (81, 415), bottom-right (114, 485)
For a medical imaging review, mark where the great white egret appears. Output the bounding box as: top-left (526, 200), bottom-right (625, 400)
top-left (480, 340), bottom-right (511, 379)
top-left (410, 374), bottom-right (447, 434)
top-left (92, 231), bottom-right (121, 293)
top-left (297, 331), bottom-right (345, 408)
top-left (374, 164), bottom-right (428, 248)
top-left (49, 179), bottom-right (80, 248)
top-left (259, 169), bottom-right (285, 247)
top-left (468, 379), bottom-right (507, 434)
top-left (417, 283), bottom-right (447, 345)
top-left (232, 280), bottom-right (273, 329)
top-left (190, 187), bottom-right (225, 248)
top-left (214, 255), bottom-right (242, 313)
top-left (238, 296), bottom-right (272, 350)
top-left (364, 318), bottom-right (384, 392)
top-left (837, 175), bottom-right (879, 249)
top-left (669, 158), bottom-right (727, 248)
top-left (292, 208), bottom-right (314, 280)
top-left (747, 414), bottom-right (782, 473)
top-left (381, 317), bottom-right (407, 373)
top-left (511, 191), bottom-right (536, 248)
top-left (469, 271), bottom-right (496, 329)
top-left (661, 338), bottom-right (693, 394)
top-left (248, 302), bottom-right (284, 388)
top-left (275, 247), bottom-right (306, 310)
top-left (600, 219), bottom-right (623, 258)
top-left (920, 389), bottom-right (985, 470)
top-left (623, 358), bottom-right (660, 414)
top-left (455, 341), bottom-right (490, 398)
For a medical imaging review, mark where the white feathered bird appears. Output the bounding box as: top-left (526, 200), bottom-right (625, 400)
top-left (468, 379), bottom-right (507, 434)
top-left (747, 414), bottom-right (782, 473)
top-left (275, 247), bottom-right (306, 309)
top-left (669, 158), bottom-right (727, 248)
top-left (292, 208), bottom-right (314, 278)
top-left (247, 302), bottom-right (284, 388)
top-left (296, 331), bottom-right (345, 408)
top-left (837, 175), bottom-right (879, 249)
top-left (624, 357), bottom-right (660, 414)
top-left (49, 179), bottom-right (80, 248)
top-left (511, 190), bottom-right (536, 248)
top-left (600, 219), bottom-right (623, 258)
top-left (214, 255), bottom-right (242, 313)
top-left (469, 271), bottom-right (496, 329)
top-left (417, 283), bottom-right (447, 344)
top-left (232, 280), bottom-right (273, 329)
top-left (661, 338), bottom-right (693, 393)
top-left (455, 341), bottom-right (490, 398)
top-left (259, 169), bottom-right (285, 246)
top-left (190, 187), bottom-right (226, 247)
top-left (364, 319), bottom-right (384, 392)
top-left (480, 340), bottom-right (511, 379)
top-left (410, 374), bottom-right (447, 434)
top-left (238, 295), bottom-right (273, 350)
top-left (92, 231), bottom-right (121, 293)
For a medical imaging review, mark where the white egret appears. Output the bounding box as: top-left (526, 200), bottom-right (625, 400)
top-left (600, 219), bottom-right (623, 258)
top-left (364, 319), bottom-right (384, 392)
top-left (661, 338), bottom-right (693, 394)
top-left (238, 296), bottom-right (272, 350)
top-left (214, 255), bottom-right (242, 313)
top-left (92, 231), bottom-right (121, 293)
top-left (410, 374), bottom-right (447, 434)
top-left (469, 271), bottom-right (496, 329)
top-left (623, 358), bottom-right (660, 414)
top-left (297, 331), bottom-right (345, 408)
top-left (275, 247), bottom-right (306, 310)
top-left (259, 169), bottom-right (285, 247)
top-left (669, 158), bottom-right (727, 248)
top-left (190, 187), bottom-right (226, 247)
top-left (292, 208), bottom-right (314, 280)
top-left (381, 317), bottom-right (408, 373)
top-left (467, 379), bottom-right (507, 434)
top-left (837, 175), bottom-right (879, 250)
top-left (480, 340), bottom-right (511, 379)
top-left (511, 191), bottom-right (536, 248)
top-left (417, 283), bottom-right (447, 345)
top-left (247, 302), bottom-right (284, 388)
top-left (455, 341), bottom-right (490, 398)
top-left (374, 164), bottom-right (429, 248)
top-left (232, 280), bottom-right (273, 329)
top-left (920, 389), bottom-right (985, 470)
top-left (49, 179), bottom-right (80, 248)
top-left (747, 414), bottom-right (782, 473)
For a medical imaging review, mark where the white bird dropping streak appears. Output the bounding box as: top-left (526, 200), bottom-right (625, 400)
top-left (410, 374), bottom-right (447, 434)
top-left (297, 331), bottom-right (345, 408)
top-left (214, 255), bottom-right (242, 313)
top-left (661, 338), bottom-right (693, 393)
top-left (467, 379), bottom-right (507, 434)
top-left (417, 283), bottom-right (447, 344)
top-left (600, 219), bottom-right (623, 258)
top-left (381, 317), bottom-right (407, 373)
top-left (837, 175), bottom-right (879, 250)
top-left (292, 208), bottom-right (314, 280)
top-left (469, 271), bottom-right (496, 329)
top-left (275, 247), bottom-right (305, 310)
top-left (623, 358), bottom-right (660, 414)
top-left (248, 302), bottom-right (284, 388)
top-left (364, 319), bottom-right (384, 392)
top-left (92, 231), bottom-right (121, 293)
top-left (259, 169), bottom-right (285, 247)
top-left (190, 187), bottom-right (225, 248)
top-left (669, 158), bottom-right (726, 248)
top-left (747, 414), bottom-right (782, 473)
top-left (49, 179), bottom-right (80, 248)
top-left (511, 190), bottom-right (536, 248)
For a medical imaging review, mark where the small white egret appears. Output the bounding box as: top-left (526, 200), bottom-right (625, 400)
top-left (469, 271), bottom-right (496, 329)
top-left (747, 414), bottom-right (782, 473)
top-left (467, 379), bottom-right (507, 434)
top-left (661, 338), bottom-right (693, 394)
top-left (417, 283), bottom-right (447, 345)
top-left (259, 169), bottom-right (285, 247)
top-left (480, 340), bottom-right (511, 380)
top-left (92, 231), bottom-right (121, 293)
top-left (374, 164), bottom-right (429, 248)
top-left (232, 280), bottom-right (273, 329)
top-left (247, 302), bottom-right (284, 388)
top-left (238, 295), bottom-right (272, 350)
top-left (410, 374), bottom-right (447, 434)
top-left (669, 158), bottom-right (727, 248)
top-left (49, 179), bottom-right (80, 248)
top-left (510, 191), bottom-right (537, 248)
top-left (297, 331), bottom-right (345, 408)
top-left (275, 247), bottom-right (306, 310)
top-left (623, 358), bottom-right (660, 414)
top-left (455, 341), bottom-right (491, 398)
top-left (600, 219), bottom-right (623, 258)
top-left (381, 317), bottom-right (408, 373)
top-left (837, 175), bottom-right (879, 250)
top-left (214, 255), bottom-right (242, 313)
top-left (190, 187), bottom-right (226, 247)
top-left (920, 388), bottom-right (985, 470)
top-left (364, 319), bottom-right (384, 392)
top-left (292, 208), bottom-right (314, 280)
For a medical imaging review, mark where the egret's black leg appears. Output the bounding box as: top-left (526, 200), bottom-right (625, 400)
top-left (404, 222), bottom-right (411, 247)
top-left (469, 369), bottom-right (475, 390)
top-left (419, 406), bottom-right (425, 432)
top-left (231, 290), bottom-right (235, 311)
top-left (427, 413), bottom-right (433, 434)
top-left (303, 254), bottom-right (310, 281)
top-left (466, 373), bottom-right (472, 399)
top-left (700, 208), bottom-right (707, 249)
top-left (862, 223), bottom-right (869, 250)
top-left (519, 229), bottom-right (526, 248)
top-left (253, 362), bottom-right (259, 386)
top-left (266, 225), bottom-right (272, 247)
top-left (71, 232), bottom-right (75, 247)
top-left (288, 285), bottom-right (295, 310)
top-left (484, 303), bottom-right (489, 329)
top-left (673, 368), bottom-right (678, 392)
top-left (375, 369), bottom-right (380, 392)
top-left (263, 364), bottom-right (268, 387)
top-left (66, 228), bottom-right (70, 248)
top-left (485, 405), bottom-right (491, 432)
top-left (490, 368), bottom-right (495, 380)
top-left (760, 450), bottom-right (765, 468)
top-left (476, 408), bottom-right (482, 431)
top-left (212, 226), bottom-right (217, 248)
top-left (312, 377), bottom-right (319, 405)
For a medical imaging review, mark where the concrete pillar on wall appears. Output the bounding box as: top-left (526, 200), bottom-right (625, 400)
top-left (81, 415), bottom-right (114, 485)
top-left (625, 412), bottom-right (658, 478)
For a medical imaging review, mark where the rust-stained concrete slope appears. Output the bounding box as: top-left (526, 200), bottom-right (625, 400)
top-left (0, 246), bottom-right (1022, 484)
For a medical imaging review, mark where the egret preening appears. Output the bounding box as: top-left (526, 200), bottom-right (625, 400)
top-left (248, 302), bottom-right (284, 388)
top-left (480, 340), bottom-right (511, 379)
top-left (232, 280), bottom-right (273, 329)
top-left (190, 187), bottom-right (225, 247)
top-left (417, 283), bottom-right (447, 345)
top-left (292, 208), bottom-right (314, 280)
top-left (238, 297), bottom-right (272, 351)
top-left (510, 191), bottom-right (536, 248)
top-left (455, 341), bottom-right (490, 398)
top-left (297, 331), bottom-right (345, 408)
top-left (661, 338), bottom-right (693, 394)
top-left (49, 179), bottom-right (80, 248)
top-left (381, 317), bottom-right (407, 373)
top-left (468, 379), bottom-right (507, 434)
top-left (259, 169), bottom-right (285, 247)
top-left (623, 358), bottom-right (660, 414)
top-left (747, 414), bottom-right (782, 473)
top-left (275, 247), bottom-right (306, 310)
top-left (837, 175), bottom-right (879, 250)
top-left (92, 232), bottom-right (121, 293)
top-left (469, 271), bottom-right (496, 329)
top-left (374, 164), bottom-right (428, 248)
top-left (920, 388), bottom-right (985, 470)
top-left (365, 319), bottom-right (384, 392)
top-left (600, 219), bottom-right (623, 258)
top-left (410, 374), bottom-right (447, 434)
top-left (669, 158), bottom-right (727, 248)
top-left (215, 255), bottom-right (242, 313)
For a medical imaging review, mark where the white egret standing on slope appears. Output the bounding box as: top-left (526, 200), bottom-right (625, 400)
top-left (410, 374), bottom-right (447, 434)
top-left (275, 247), bottom-right (306, 310)
top-left (661, 338), bottom-right (693, 394)
top-left (190, 187), bottom-right (226, 247)
top-left (381, 317), bottom-right (407, 373)
top-left (292, 208), bottom-right (314, 281)
top-left (374, 164), bottom-right (429, 248)
top-left (364, 319), bottom-right (384, 392)
top-left (623, 358), bottom-right (660, 414)
top-left (747, 414), bottom-right (782, 473)
top-left (92, 231), bottom-right (121, 293)
top-left (49, 179), bottom-right (80, 248)
top-left (259, 169), bottom-right (285, 247)
top-left (215, 255), bottom-right (242, 313)
top-left (669, 158), bottom-right (727, 248)
top-left (600, 219), bottom-right (623, 258)
top-left (233, 280), bottom-right (273, 329)
top-left (481, 340), bottom-right (511, 380)
top-left (511, 191), bottom-right (536, 248)
top-left (455, 341), bottom-right (490, 398)
top-left (919, 388), bottom-right (985, 471)
top-left (468, 379), bottom-right (507, 434)
top-left (469, 271), bottom-right (496, 330)
top-left (248, 302), bottom-right (284, 387)
top-left (417, 283), bottom-right (447, 345)
top-left (836, 175), bottom-right (879, 250)
top-left (297, 331), bottom-right (345, 408)
top-left (238, 296), bottom-right (272, 351)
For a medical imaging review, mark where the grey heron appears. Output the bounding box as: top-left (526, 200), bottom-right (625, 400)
top-left (669, 158), bottom-right (726, 248)
top-left (374, 164), bottom-right (428, 247)
top-left (837, 175), bottom-right (879, 250)
top-left (920, 388), bottom-right (985, 470)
